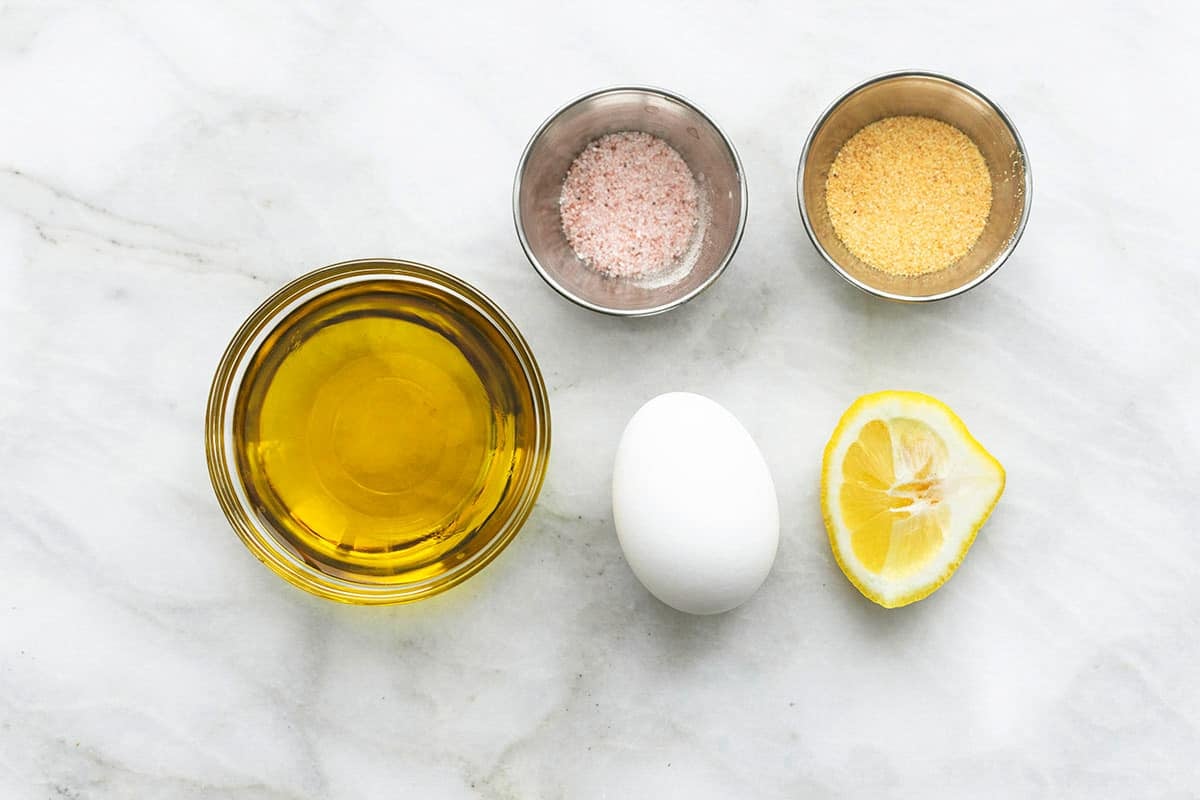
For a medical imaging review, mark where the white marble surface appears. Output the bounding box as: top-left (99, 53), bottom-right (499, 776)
top-left (3, 2), bottom-right (1198, 797)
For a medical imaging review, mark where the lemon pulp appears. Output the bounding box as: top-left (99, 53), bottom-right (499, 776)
top-left (822, 391), bottom-right (1005, 608)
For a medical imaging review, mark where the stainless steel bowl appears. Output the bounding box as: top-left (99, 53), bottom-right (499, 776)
top-left (798, 71), bottom-right (1031, 302)
top-left (514, 86), bottom-right (747, 316)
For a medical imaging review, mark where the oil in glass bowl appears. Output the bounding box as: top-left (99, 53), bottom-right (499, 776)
top-left (207, 261), bottom-right (550, 603)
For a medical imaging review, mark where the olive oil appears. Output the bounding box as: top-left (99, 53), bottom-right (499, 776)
top-left (233, 279), bottom-right (538, 584)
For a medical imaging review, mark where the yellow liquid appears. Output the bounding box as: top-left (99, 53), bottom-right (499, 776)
top-left (234, 280), bottom-right (537, 584)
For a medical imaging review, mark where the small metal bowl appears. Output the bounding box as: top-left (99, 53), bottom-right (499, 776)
top-left (514, 86), bottom-right (747, 316)
top-left (798, 71), bottom-right (1031, 302)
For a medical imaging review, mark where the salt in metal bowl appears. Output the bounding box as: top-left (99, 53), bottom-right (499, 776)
top-left (514, 86), bottom-right (747, 317)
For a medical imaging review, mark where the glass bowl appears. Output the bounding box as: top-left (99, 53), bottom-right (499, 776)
top-left (206, 259), bottom-right (551, 604)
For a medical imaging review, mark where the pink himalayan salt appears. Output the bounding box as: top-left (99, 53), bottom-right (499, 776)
top-left (559, 131), bottom-right (700, 278)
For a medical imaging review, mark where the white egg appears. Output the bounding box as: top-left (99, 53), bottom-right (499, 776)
top-left (611, 392), bottom-right (780, 615)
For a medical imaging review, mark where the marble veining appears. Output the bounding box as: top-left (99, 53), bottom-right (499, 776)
top-left (2, 1), bottom-right (1198, 797)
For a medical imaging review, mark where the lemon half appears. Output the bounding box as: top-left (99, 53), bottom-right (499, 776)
top-left (821, 391), bottom-right (1005, 608)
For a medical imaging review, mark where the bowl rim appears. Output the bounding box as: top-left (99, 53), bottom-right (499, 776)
top-left (796, 69), bottom-right (1033, 303)
top-left (513, 84), bottom-right (749, 317)
top-left (205, 258), bottom-right (552, 605)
